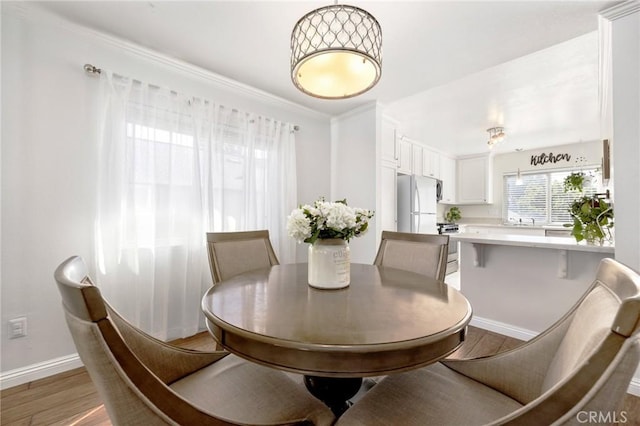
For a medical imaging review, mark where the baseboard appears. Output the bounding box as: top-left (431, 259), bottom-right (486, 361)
top-left (0, 353), bottom-right (82, 390)
top-left (471, 315), bottom-right (640, 397)
top-left (2, 324), bottom-right (640, 397)
top-left (470, 316), bottom-right (538, 342)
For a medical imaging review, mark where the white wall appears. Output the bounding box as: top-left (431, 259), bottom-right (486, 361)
top-left (609, 7), bottom-right (640, 272)
top-left (330, 103), bottom-right (379, 264)
top-left (0, 6), bottom-right (331, 379)
top-left (457, 140), bottom-right (604, 221)
top-left (605, 3), bottom-right (640, 396)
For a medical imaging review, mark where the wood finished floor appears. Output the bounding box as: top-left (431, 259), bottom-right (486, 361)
top-left (1, 326), bottom-right (638, 425)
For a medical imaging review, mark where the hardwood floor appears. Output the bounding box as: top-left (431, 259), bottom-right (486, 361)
top-left (1, 326), bottom-right (638, 425)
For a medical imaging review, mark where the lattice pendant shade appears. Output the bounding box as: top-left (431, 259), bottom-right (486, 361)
top-left (291, 4), bottom-right (382, 99)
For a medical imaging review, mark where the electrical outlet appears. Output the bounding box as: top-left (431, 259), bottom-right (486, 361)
top-left (8, 317), bottom-right (27, 339)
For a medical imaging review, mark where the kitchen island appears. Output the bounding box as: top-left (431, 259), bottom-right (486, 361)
top-left (449, 233), bottom-right (614, 340)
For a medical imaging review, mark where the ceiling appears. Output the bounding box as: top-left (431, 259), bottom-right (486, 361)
top-left (28, 1), bottom-right (619, 155)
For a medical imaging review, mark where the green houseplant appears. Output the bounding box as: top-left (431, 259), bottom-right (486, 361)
top-left (563, 172), bottom-right (587, 193)
top-left (444, 207), bottom-right (461, 223)
top-left (564, 195), bottom-right (613, 245)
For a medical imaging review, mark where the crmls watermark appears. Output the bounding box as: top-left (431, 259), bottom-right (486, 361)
top-left (576, 411), bottom-right (628, 423)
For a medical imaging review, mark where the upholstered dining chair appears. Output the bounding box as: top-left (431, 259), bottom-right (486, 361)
top-left (54, 256), bottom-right (335, 426)
top-left (337, 257), bottom-right (640, 426)
top-left (373, 231), bottom-right (449, 281)
top-left (206, 230), bottom-right (279, 284)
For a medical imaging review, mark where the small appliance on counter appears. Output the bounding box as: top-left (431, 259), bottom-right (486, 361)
top-left (437, 222), bottom-right (459, 275)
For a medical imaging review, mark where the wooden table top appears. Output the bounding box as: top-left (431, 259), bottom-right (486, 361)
top-left (201, 263), bottom-right (472, 377)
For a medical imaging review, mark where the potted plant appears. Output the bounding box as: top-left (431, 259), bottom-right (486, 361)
top-left (564, 195), bottom-right (613, 245)
top-left (563, 172), bottom-right (587, 193)
top-left (444, 207), bottom-right (461, 223)
top-left (287, 197), bottom-right (374, 289)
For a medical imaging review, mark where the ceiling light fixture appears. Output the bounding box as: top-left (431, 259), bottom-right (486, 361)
top-left (487, 127), bottom-right (505, 149)
top-left (516, 168), bottom-right (523, 185)
top-left (290, 3), bottom-right (382, 99)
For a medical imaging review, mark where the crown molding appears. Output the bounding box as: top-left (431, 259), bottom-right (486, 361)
top-left (2, 3), bottom-right (330, 121)
top-left (330, 100), bottom-right (384, 124)
top-left (600, 1), bottom-right (640, 21)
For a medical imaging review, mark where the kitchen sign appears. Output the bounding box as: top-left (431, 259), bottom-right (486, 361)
top-left (530, 152), bottom-right (572, 166)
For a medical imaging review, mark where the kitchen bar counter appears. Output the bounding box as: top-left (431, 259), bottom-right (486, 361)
top-left (457, 223), bottom-right (580, 238)
top-left (459, 222), bottom-right (569, 231)
top-left (451, 232), bottom-right (616, 340)
top-left (450, 233), bottom-right (614, 254)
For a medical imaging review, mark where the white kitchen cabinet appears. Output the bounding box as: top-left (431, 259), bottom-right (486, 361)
top-left (379, 161), bottom-right (397, 233)
top-left (462, 226), bottom-right (490, 234)
top-left (381, 117), bottom-right (397, 163)
top-left (422, 148), bottom-right (441, 179)
top-left (412, 144), bottom-right (423, 176)
top-left (397, 138), bottom-right (412, 175)
top-left (380, 115), bottom-right (399, 234)
top-left (439, 155), bottom-right (456, 204)
top-left (457, 154), bottom-right (493, 204)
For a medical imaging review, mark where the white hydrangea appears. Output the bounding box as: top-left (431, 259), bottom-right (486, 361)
top-left (286, 208), bottom-right (312, 243)
top-left (325, 202), bottom-right (357, 231)
top-left (286, 197), bottom-right (374, 243)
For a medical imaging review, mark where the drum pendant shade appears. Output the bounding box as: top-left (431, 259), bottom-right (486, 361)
top-left (291, 4), bottom-right (382, 99)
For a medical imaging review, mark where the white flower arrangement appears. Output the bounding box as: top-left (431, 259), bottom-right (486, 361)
top-left (287, 198), bottom-right (374, 244)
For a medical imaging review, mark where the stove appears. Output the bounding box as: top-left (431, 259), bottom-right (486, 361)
top-left (437, 223), bottom-right (459, 234)
top-left (436, 223), bottom-right (459, 275)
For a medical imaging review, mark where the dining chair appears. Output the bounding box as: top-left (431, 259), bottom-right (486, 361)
top-left (206, 230), bottom-right (280, 284)
top-left (373, 231), bottom-right (449, 281)
top-left (337, 257), bottom-right (640, 425)
top-left (54, 256), bottom-right (335, 426)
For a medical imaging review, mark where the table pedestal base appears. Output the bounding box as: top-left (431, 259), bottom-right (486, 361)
top-left (303, 376), bottom-right (362, 417)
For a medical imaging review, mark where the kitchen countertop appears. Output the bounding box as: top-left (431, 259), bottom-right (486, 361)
top-left (458, 222), bottom-right (568, 231)
top-left (449, 233), bottom-right (614, 254)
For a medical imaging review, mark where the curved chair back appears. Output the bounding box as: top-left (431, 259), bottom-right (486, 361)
top-left (336, 257), bottom-right (640, 425)
top-left (54, 256), bottom-right (333, 426)
top-left (374, 231), bottom-right (449, 281)
top-left (54, 256), bottom-right (220, 424)
top-left (470, 257), bottom-right (640, 423)
top-left (206, 230), bottom-right (279, 284)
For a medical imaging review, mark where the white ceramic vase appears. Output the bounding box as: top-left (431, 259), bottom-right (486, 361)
top-left (307, 239), bottom-right (351, 289)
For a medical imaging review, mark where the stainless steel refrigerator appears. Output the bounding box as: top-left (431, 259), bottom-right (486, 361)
top-left (397, 174), bottom-right (438, 234)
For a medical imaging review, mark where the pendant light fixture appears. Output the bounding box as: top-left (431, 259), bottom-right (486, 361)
top-left (487, 127), bottom-right (506, 149)
top-left (516, 168), bottom-right (523, 185)
top-left (291, 3), bottom-right (382, 99)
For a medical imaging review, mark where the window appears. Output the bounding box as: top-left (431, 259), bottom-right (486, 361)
top-left (124, 120), bottom-right (272, 246)
top-left (96, 72), bottom-right (298, 339)
top-left (503, 168), bottom-right (600, 225)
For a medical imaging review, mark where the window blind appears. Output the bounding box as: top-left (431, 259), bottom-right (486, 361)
top-left (503, 168), bottom-right (600, 225)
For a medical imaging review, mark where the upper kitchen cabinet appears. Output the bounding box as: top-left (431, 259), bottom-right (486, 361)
top-left (397, 136), bottom-right (413, 175)
top-left (457, 153), bottom-right (493, 204)
top-left (439, 155), bottom-right (456, 204)
top-left (400, 140), bottom-right (442, 179)
top-left (381, 116), bottom-right (398, 164)
top-left (422, 147), bottom-right (441, 179)
top-left (412, 144), bottom-right (423, 176)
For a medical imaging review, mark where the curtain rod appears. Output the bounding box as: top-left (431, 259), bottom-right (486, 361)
top-left (83, 64), bottom-right (300, 132)
top-left (84, 64), bottom-right (102, 75)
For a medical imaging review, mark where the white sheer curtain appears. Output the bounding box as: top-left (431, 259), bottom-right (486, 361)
top-left (95, 71), bottom-right (297, 340)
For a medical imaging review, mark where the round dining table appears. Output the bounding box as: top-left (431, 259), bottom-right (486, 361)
top-left (201, 263), bottom-right (472, 416)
